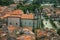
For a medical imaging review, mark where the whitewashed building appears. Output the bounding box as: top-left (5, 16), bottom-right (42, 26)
top-left (6, 10), bottom-right (39, 28)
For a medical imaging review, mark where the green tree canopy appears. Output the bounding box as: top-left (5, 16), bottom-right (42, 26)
top-left (0, 0), bottom-right (14, 6)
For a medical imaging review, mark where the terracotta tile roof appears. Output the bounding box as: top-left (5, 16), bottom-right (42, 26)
top-left (4, 11), bottom-right (12, 14)
top-left (36, 29), bottom-right (47, 37)
top-left (47, 13), bottom-right (51, 16)
top-left (1, 9), bottom-right (34, 19)
top-left (9, 11), bottom-right (34, 19)
top-left (43, 8), bottom-right (51, 13)
top-left (17, 35), bottom-right (35, 40)
top-left (10, 4), bottom-right (17, 6)
top-left (55, 10), bottom-right (60, 15)
top-left (12, 10), bottom-right (24, 15)
top-left (0, 14), bottom-right (10, 19)
top-left (0, 7), bottom-right (4, 12)
top-left (8, 25), bottom-right (17, 31)
top-left (0, 29), bottom-right (6, 37)
top-left (23, 27), bottom-right (33, 31)
top-left (21, 14), bottom-right (34, 19)
top-left (4, 8), bottom-right (12, 12)
top-left (24, 35), bottom-right (33, 40)
top-left (0, 6), bottom-right (7, 12)
top-left (8, 15), bottom-right (21, 18)
top-left (9, 14), bottom-right (34, 19)
top-left (0, 11), bottom-right (12, 19)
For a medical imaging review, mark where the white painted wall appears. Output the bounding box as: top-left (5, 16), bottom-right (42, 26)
top-left (8, 18), bottom-right (20, 27)
top-left (21, 19), bottom-right (38, 28)
top-left (21, 20), bottom-right (33, 27)
top-left (7, 18), bottom-right (38, 28)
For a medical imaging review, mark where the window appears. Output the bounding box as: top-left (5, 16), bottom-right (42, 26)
top-left (29, 22), bottom-right (31, 25)
top-left (16, 23), bottom-right (18, 25)
top-left (25, 22), bottom-right (26, 24)
top-left (10, 22), bottom-right (12, 25)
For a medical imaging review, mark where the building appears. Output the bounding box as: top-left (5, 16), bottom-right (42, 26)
top-left (17, 34), bottom-right (35, 40)
top-left (41, 4), bottom-right (54, 7)
top-left (7, 10), bottom-right (39, 28)
top-left (0, 29), bottom-right (7, 40)
top-left (7, 25), bottom-right (20, 37)
top-left (0, 6), bottom-right (8, 16)
top-left (7, 15), bottom-right (21, 27)
top-left (9, 4), bottom-right (18, 10)
top-left (50, 9), bottom-right (60, 21)
top-left (0, 8), bottom-right (40, 29)
top-left (7, 10), bottom-right (22, 27)
top-left (13, 0), bottom-right (23, 4)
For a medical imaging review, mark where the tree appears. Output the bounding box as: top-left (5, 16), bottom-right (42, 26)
top-left (0, 0), bottom-right (14, 6)
top-left (50, 19), bottom-right (57, 29)
top-left (17, 3), bottom-right (40, 13)
top-left (57, 29), bottom-right (60, 35)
